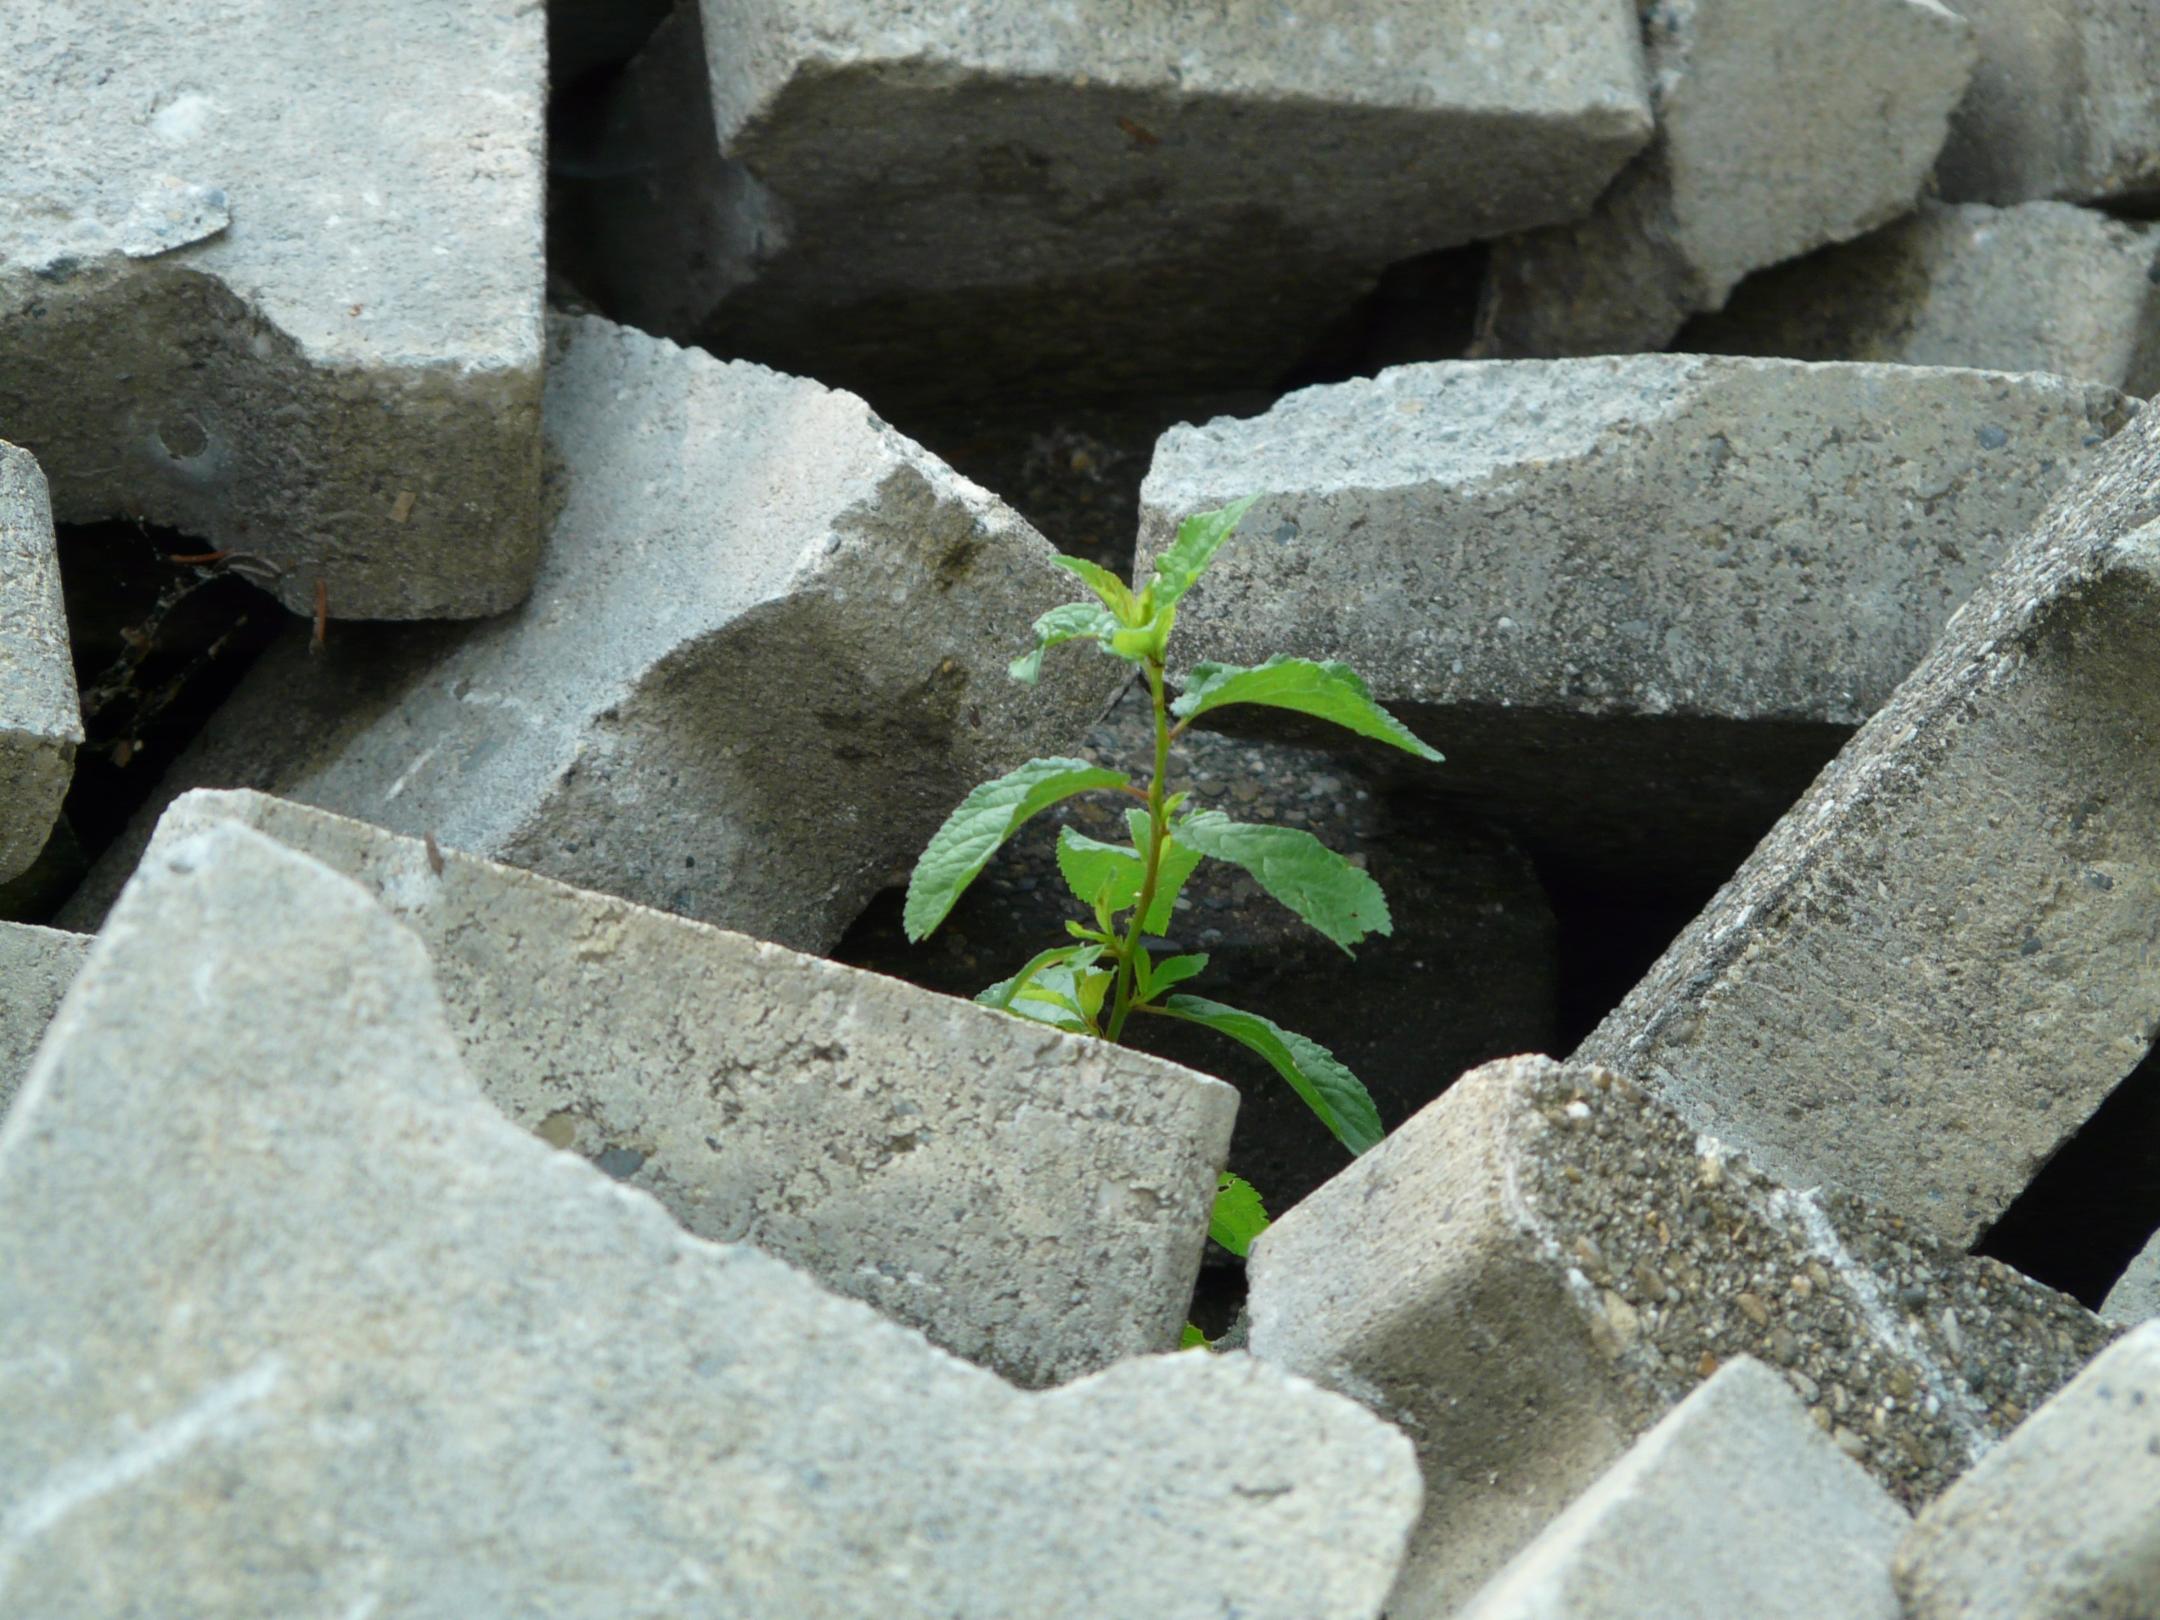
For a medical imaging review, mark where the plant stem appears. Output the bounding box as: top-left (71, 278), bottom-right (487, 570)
top-left (1105, 659), bottom-right (1173, 1042)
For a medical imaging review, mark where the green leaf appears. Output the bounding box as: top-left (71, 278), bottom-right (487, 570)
top-left (976, 944), bottom-right (1101, 1011)
top-left (1123, 810), bottom-right (1205, 934)
top-left (1143, 952), bottom-right (1208, 996)
top-left (1208, 1172), bottom-right (1271, 1258)
top-left (1009, 601), bottom-right (1123, 686)
top-left (1171, 811), bottom-right (1390, 954)
top-left (1051, 554), bottom-right (1139, 623)
top-left (1148, 495), bottom-right (1259, 612)
top-left (1173, 657), bottom-right (1442, 763)
top-left (1052, 820), bottom-right (1202, 935)
top-left (905, 759), bottom-right (1131, 940)
top-left (1157, 995), bottom-right (1383, 1155)
top-left (1180, 1322), bottom-right (1210, 1350)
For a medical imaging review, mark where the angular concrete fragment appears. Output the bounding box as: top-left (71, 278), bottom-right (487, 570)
top-left (64, 314), bottom-right (1124, 952)
top-left (1475, 0), bottom-right (1974, 356)
top-left (0, 822), bottom-right (1421, 1619)
top-left (1246, 1056), bottom-right (2112, 1618)
top-left (2103, 1230), bottom-right (2160, 1325)
top-left (577, 0), bottom-right (1652, 402)
top-left (0, 922), bottom-right (87, 1117)
top-left (1456, 1359), bottom-right (1907, 1620)
top-left (0, 443), bottom-right (78, 884)
top-left (1689, 201), bottom-right (2160, 397)
top-left (1895, 1322), bottom-right (2160, 1619)
top-left (0, 2), bottom-right (545, 619)
top-left (1936, 0), bottom-right (2160, 208)
top-left (1138, 356), bottom-right (2134, 886)
top-left (147, 786), bottom-right (1236, 1387)
top-left (1581, 406), bottom-right (2160, 1245)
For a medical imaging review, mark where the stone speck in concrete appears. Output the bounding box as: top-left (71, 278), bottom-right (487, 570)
top-left (0, 442), bottom-right (78, 886)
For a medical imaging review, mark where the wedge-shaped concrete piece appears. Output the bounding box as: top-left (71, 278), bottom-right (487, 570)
top-left (578, 0), bottom-right (1651, 402)
top-left (1456, 1359), bottom-right (1907, 1620)
top-left (65, 314), bottom-right (1124, 951)
top-left (1139, 357), bottom-right (2133, 886)
top-left (1247, 1056), bottom-right (2111, 1618)
top-left (0, 824), bottom-right (1420, 1618)
top-left (2104, 1232), bottom-right (2160, 1325)
top-left (0, 443), bottom-right (77, 883)
top-left (1476, 0), bottom-right (1973, 356)
top-left (146, 787), bottom-right (1234, 1387)
top-left (0, 2), bottom-right (544, 619)
top-left (1936, 0), bottom-right (2160, 208)
top-left (0, 922), bottom-right (87, 1117)
top-left (1691, 201), bottom-right (2160, 397)
top-left (1896, 1322), bottom-right (2160, 1619)
top-left (1581, 405), bottom-right (2160, 1244)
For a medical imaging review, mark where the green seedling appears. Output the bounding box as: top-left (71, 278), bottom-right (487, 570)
top-left (904, 498), bottom-right (1442, 1336)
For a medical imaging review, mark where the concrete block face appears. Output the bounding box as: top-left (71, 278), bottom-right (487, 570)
top-left (582, 0), bottom-right (1651, 402)
top-left (1476, 0), bottom-right (1974, 356)
top-left (0, 443), bottom-right (78, 885)
top-left (1895, 1322), bottom-right (2160, 1619)
top-left (1456, 1359), bottom-right (1907, 1620)
top-left (2104, 1231), bottom-right (2160, 1326)
top-left (64, 313), bottom-right (1126, 952)
top-left (1581, 406), bottom-right (2160, 1245)
top-left (1691, 201), bottom-right (2160, 398)
top-left (0, 821), bottom-right (1420, 1617)
top-left (0, 2), bottom-right (545, 620)
top-left (1246, 1055), bottom-right (2111, 1618)
top-left (1138, 356), bottom-right (2132, 885)
top-left (0, 922), bottom-right (88, 1119)
top-left (146, 786), bottom-right (1236, 1388)
top-left (1936, 0), bottom-right (2160, 208)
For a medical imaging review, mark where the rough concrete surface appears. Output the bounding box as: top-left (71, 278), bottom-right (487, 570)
top-left (1247, 1056), bottom-right (2112, 1618)
top-left (1139, 356), bottom-right (2134, 885)
top-left (1476, 0), bottom-right (1974, 356)
top-left (147, 787), bottom-right (1236, 1387)
top-left (0, 922), bottom-right (88, 1117)
top-left (1690, 200), bottom-right (2160, 397)
top-left (2103, 1230), bottom-right (2160, 1325)
top-left (61, 313), bottom-right (1126, 952)
top-left (0, 1), bottom-right (545, 619)
top-left (1580, 404), bottom-right (2160, 1246)
top-left (1455, 1359), bottom-right (1907, 1620)
top-left (0, 442), bottom-right (78, 884)
top-left (0, 822), bottom-right (1422, 1618)
top-left (1895, 1322), bottom-right (2160, 1620)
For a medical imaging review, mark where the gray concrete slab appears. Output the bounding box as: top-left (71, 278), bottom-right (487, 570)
top-left (0, 443), bottom-right (77, 885)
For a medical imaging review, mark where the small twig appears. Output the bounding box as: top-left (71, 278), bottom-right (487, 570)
top-left (309, 578), bottom-right (328, 655)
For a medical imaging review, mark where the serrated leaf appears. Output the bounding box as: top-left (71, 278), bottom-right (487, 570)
top-left (1124, 809), bottom-right (1203, 934)
top-left (1053, 821), bottom-right (1202, 935)
top-left (1148, 495), bottom-right (1259, 611)
top-left (1180, 1322), bottom-right (1210, 1350)
top-left (1173, 656), bottom-right (1442, 762)
top-left (1172, 811), bottom-right (1390, 954)
top-left (905, 759), bottom-right (1131, 940)
top-left (1051, 554), bottom-right (1139, 623)
top-left (1158, 994), bottom-right (1383, 1154)
top-left (1209, 1172), bottom-right (1271, 1258)
top-left (1009, 601), bottom-right (1124, 686)
top-left (976, 944), bottom-right (1101, 1011)
top-left (1143, 951), bottom-right (1208, 996)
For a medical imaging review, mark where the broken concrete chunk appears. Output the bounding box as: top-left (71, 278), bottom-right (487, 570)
top-left (0, 443), bottom-right (78, 885)
top-left (1138, 356), bottom-right (2133, 888)
top-left (63, 313), bottom-right (1124, 953)
top-left (1456, 1359), bottom-right (1907, 1620)
top-left (0, 822), bottom-right (1420, 1618)
top-left (1581, 405), bottom-right (2160, 1245)
top-left (1476, 0), bottom-right (1974, 356)
top-left (2103, 1231), bottom-right (2160, 1326)
top-left (1246, 1055), bottom-right (2111, 1618)
top-left (0, 922), bottom-right (87, 1118)
top-left (0, 2), bottom-right (545, 619)
top-left (147, 786), bottom-right (1235, 1387)
top-left (574, 0), bottom-right (1652, 403)
top-left (1689, 201), bottom-right (2160, 397)
top-left (1935, 0), bottom-right (2160, 208)
top-left (1895, 1322), bottom-right (2160, 1619)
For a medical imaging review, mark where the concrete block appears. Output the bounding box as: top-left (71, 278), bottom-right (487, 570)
top-left (1690, 201), bottom-right (2160, 397)
top-left (0, 443), bottom-right (77, 884)
top-left (575, 0), bottom-right (1652, 404)
top-left (1581, 404), bottom-right (2160, 1245)
top-left (1246, 1055), bottom-right (2111, 1617)
top-left (1476, 0), bottom-right (1973, 356)
top-left (1936, 0), bottom-right (2160, 208)
top-left (0, 923), bottom-right (87, 1118)
top-left (62, 313), bottom-right (1125, 952)
top-left (1895, 1322), bottom-right (2160, 1619)
top-left (2103, 1230), bottom-right (2160, 1326)
top-left (145, 786), bottom-right (1235, 1387)
top-left (0, 2), bottom-right (545, 619)
top-left (1138, 356), bottom-right (2133, 888)
top-left (0, 821), bottom-right (1420, 1619)
top-left (1456, 1359), bottom-right (1907, 1620)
